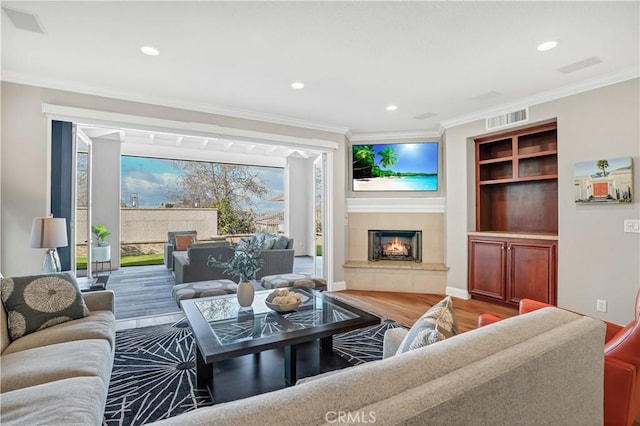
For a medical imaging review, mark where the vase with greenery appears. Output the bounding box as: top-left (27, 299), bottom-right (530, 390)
top-left (91, 224), bottom-right (112, 263)
top-left (207, 236), bottom-right (264, 307)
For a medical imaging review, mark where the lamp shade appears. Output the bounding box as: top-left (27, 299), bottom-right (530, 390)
top-left (29, 217), bottom-right (68, 248)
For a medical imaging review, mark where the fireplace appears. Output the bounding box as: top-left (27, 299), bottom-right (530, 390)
top-left (368, 230), bottom-right (422, 262)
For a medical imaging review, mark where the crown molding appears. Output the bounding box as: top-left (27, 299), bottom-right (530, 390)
top-left (346, 197), bottom-right (445, 213)
top-left (440, 66), bottom-right (640, 129)
top-left (349, 129), bottom-right (443, 142)
top-left (3, 71), bottom-right (351, 135)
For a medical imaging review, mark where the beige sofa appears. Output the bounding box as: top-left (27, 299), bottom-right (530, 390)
top-left (0, 290), bottom-right (116, 425)
top-left (151, 307), bottom-right (605, 425)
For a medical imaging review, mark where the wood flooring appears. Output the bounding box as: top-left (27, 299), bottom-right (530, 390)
top-left (328, 290), bottom-right (518, 332)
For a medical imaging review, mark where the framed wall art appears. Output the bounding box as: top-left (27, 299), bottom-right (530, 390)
top-left (574, 156), bottom-right (633, 203)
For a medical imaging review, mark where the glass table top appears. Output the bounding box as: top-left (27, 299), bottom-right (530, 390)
top-left (194, 288), bottom-right (359, 347)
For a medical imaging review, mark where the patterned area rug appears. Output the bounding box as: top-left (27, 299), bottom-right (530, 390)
top-left (104, 317), bottom-right (406, 425)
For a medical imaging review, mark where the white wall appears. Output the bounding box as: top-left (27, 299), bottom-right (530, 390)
top-left (445, 78), bottom-right (640, 325)
top-left (286, 156), bottom-right (314, 256)
top-left (91, 137), bottom-right (122, 269)
top-left (0, 82), bottom-right (346, 280)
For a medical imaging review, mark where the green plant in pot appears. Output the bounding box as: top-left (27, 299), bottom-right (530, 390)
top-left (207, 236), bottom-right (264, 307)
top-left (91, 224), bottom-right (112, 263)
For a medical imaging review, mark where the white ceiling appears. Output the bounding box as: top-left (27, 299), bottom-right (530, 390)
top-left (2, 1), bottom-right (639, 135)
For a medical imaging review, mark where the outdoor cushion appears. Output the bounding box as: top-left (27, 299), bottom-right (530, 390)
top-left (271, 235), bottom-right (290, 250)
top-left (174, 234), bottom-right (196, 251)
top-left (395, 296), bottom-right (458, 354)
top-left (168, 230), bottom-right (197, 246)
top-left (0, 273), bottom-right (89, 340)
top-left (0, 339), bottom-right (112, 393)
top-left (3, 311), bottom-right (115, 354)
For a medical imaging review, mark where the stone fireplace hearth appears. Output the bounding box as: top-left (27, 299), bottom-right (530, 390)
top-left (344, 204), bottom-right (448, 294)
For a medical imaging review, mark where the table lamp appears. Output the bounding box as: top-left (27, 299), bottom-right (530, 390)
top-left (29, 215), bottom-right (68, 273)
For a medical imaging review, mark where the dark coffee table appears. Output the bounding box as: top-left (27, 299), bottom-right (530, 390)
top-left (182, 287), bottom-right (380, 400)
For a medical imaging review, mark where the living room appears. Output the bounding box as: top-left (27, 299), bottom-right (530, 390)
top-left (1, 2), bottom-right (639, 425)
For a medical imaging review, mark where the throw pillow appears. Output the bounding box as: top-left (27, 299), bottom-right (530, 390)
top-left (0, 273), bottom-right (89, 340)
top-left (271, 235), bottom-right (290, 250)
top-left (175, 234), bottom-right (196, 251)
top-left (169, 230), bottom-right (197, 247)
top-left (261, 237), bottom-right (276, 250)
top-left (395, 296), bottom-right (458, 355)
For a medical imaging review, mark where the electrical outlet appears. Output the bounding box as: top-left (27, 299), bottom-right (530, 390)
top-left (624, 219), bottom-right (640, 233)
top-left (596, 299), bottom-right (607, 313)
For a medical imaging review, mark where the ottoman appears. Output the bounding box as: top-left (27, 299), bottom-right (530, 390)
top-left (172, 279), bottom-right (238, 307)
top-left (260, 273), bottom-right (327, 291)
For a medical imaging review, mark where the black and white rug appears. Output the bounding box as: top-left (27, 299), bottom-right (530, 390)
top-left (104, 317), bottom-right (406, 425)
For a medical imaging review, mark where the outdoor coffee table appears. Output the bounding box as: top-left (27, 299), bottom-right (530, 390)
top-left (181, 287), bottom-right (380, 400)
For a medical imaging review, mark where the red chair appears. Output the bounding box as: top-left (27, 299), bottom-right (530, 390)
top-left (478, 290), bottom-right (640, 426)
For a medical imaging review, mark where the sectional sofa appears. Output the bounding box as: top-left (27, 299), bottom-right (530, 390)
top-left (151, 306), bottom-right (606, 425)
top-left (0, 290), bottom-right (116, 425)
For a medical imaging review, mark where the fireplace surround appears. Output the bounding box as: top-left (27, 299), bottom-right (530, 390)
top-left (368, 230), bottom-right (422, 262)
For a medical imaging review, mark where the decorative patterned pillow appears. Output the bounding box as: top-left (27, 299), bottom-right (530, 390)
top-left (0, 273), bottom-right (89, 340)
top-left (395, 296), bottom-right (458, 355)
top-left (174, 234), bottom-right (196, 251)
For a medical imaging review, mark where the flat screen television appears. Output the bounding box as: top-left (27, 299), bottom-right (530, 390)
top-left (352, 142), bottom-right (439, 192)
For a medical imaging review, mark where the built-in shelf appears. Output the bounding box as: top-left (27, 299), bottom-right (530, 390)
top-left (343, 260), bottom-right (449, 271)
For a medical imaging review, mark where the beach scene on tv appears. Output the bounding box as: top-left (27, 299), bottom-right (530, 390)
top-left (352, 142), bottom-right (438, 191)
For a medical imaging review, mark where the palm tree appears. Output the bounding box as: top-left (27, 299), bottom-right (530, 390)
top-left (353, 145), bottom-right (376, 178)
top-left (378, 146), bottom-right (398, 169)
top-left (596, 159), bottom-right (609, 177)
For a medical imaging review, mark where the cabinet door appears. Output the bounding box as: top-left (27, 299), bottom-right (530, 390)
top-left (468, 238), bottom-right (506, 301)
top-left (507, 240), bottom-right (557, 305)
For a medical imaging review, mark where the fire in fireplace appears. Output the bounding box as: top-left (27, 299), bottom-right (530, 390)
top-left (368, 230), bottom-right (422, 262)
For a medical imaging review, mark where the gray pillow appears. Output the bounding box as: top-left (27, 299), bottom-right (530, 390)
top-left (271, 235), bottom-right (290, 250)
top-left (261, 237), bottom-right (276, 250)
top-left (395, 296), bottom-right (458, 354)
top-left (0, 273), bottom-right (89, 340)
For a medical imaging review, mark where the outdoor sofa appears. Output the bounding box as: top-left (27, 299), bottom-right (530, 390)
top-left (173, 235), bottom-right (295, 284)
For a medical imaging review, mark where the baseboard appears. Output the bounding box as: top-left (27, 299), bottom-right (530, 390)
top-left (330, 280), bottom-right (347, 292)
top-left (446, 286), bottom-right (470, 300)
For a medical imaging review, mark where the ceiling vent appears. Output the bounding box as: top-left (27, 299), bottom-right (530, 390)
top-left (413, 112), bottom-right (437, 120)
top-left (557, 57), bottom-right (602, 74)
top-left (2, 7), bottom-right (45, 34)
top-left (486, 108), bottom-right (528, 130)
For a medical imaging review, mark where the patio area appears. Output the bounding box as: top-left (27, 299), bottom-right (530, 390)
top-left (102, 256), bottom-right (320, 321)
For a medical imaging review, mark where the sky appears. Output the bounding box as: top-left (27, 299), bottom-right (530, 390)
top-left (120, 156), bottom-right (284, 213)
top-left (360, 142), bottom-right (439, 174)
top-left (574, 156), bottom-right (632, 177)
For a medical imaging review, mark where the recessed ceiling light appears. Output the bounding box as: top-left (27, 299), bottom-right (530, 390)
top-left (291, 81), bottom-right (305, 89)
top-left (386, 105), bottom-right (398, 111)
top-left (537, 41), bottom-right (558, 52)
top-left (140, 46), bottom-right (159, 56)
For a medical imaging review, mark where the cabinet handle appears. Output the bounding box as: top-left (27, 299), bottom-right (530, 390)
top-left (507, 246), bottom-right (511, 251)
top-left (501, 246), bottom-right (505, 250)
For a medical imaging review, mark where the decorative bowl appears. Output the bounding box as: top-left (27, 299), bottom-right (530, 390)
top-left (265, 290), bottom-right (301, 312)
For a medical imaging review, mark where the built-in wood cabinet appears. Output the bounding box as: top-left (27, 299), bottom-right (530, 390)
top-left (468, 235), bottom-right (557, 306)
top-left (469, 122), bottom-right (558, 307)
